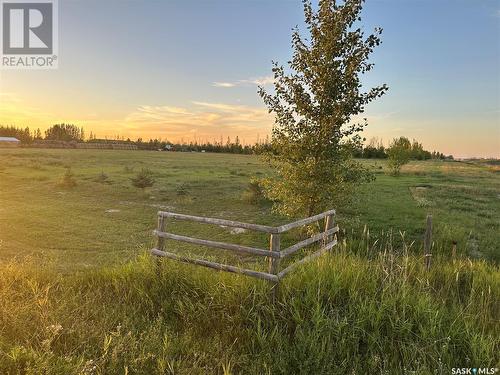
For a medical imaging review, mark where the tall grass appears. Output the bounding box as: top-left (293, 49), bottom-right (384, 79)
top-left (0, 238), bottom-right (498, 374)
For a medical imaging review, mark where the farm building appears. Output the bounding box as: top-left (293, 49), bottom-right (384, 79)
top-left (0, 137), bottom-right (20, 147)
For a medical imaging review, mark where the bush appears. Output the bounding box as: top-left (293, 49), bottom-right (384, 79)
top-left (58, 168), bottom-right (77, 189)
top-left (95, 171), bottom-right (110, 184)
top-left (241, 178), bottom-right (266, 204)
top-left (175, 183), bottom-right (189, 196)
top-left (387, 137), bottom-right (412, 176)
top-left (131, 168), bottom-right (155, 190)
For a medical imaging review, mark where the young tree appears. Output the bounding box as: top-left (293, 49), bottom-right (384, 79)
top-left (387, 136), bottom-right (411, 176)
top-left (131, 168), bottom-right (155, 191)
top-left (259, 0), bottom-right (388, 217)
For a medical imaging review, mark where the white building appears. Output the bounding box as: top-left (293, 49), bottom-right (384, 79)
top-left (0, 137), bottom-right (21, 147)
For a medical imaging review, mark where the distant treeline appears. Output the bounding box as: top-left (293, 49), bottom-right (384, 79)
top-left (0, 124), bottom-right (84, 143)
top-left (1, 124), bottom-right (452, 159)
top-left (353, 137), bottom-right (453, 160)
top-left (134, 137), bottom-right (272, 154)
top-left (0, 124), bottom-right (272, 154)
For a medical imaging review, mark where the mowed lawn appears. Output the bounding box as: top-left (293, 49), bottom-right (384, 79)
top-left (0, 148), bottom-right (498, 270)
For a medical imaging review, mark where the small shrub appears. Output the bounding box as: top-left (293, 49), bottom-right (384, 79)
top-left (387, 137), bottom-right (411, 176)
top-left (241, 178), bottom-right (266, 204)
top-left (123, 165), bottom-right (135, 173)
top-left (95, 171), bottom-right (110, 184)
top-left (176, 183), bottom-right (189, 196)
top-left (58, 168), bottom-right (77, 189)
top-left (131, 169), bottom-right (155, 190)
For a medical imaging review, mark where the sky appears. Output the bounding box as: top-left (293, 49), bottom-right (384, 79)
top-left (0, 0), bottom-right (499, 158)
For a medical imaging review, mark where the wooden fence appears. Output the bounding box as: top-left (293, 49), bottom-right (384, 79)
top-left (151, 209), bottom-right (338, 284)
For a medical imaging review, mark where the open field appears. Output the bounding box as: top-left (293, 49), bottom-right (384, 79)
top-left (0, 148), bottom-right (499, 268)
top-left (0, 149), bottom-right (499, 374)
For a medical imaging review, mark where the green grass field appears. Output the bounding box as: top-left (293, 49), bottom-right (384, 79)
top-left (0, 149), bottom-right (498, 267)
top-left (0, 149), bottom-right (498, 374)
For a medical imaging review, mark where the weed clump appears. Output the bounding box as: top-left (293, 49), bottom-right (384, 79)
top-left (176, 183), bottom-right (189, 196)
top-left (131, 168), bottom-right (155, 190)
top-left (58, 168), bottom-right (77, 189)
top-left (95, 171), bottom-right (110, 184)
top-left (241, 178), bottom-right (266, 204)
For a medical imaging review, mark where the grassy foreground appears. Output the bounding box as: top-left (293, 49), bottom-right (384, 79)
top-left (0, 149), bottom-right (499, 373)
top-left (0, 249), bottom-right (498, 374)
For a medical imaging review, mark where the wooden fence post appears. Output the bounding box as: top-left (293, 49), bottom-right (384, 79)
top-left (156, 215), bottom-right (167, 274)
top-left (324, 214), bottom-right (335, 247)
top-left (424, 215), bottom-right (432, 271)
top-left (269, 234), bottom-right (281, 298)
top-left (452, 240), bottom-right (457, 260)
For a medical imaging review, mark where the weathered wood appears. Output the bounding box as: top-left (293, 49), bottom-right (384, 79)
top-left (452, 240), bottom-right (457, 259)
top-left (269, 234), bottom-right (281, 299)
top-left (276, 209), bottom-right (336, 233)
top-left (150, 248), bottom-right (278, 282)
top-left (158, 211), bottom-right (278, 233)
top-left (153, 230), bottom-right (279, 258)
top-left (324, 214), bottom-right (335, 246)
top-left (280, 226), bottom-right (339, 258)
top-left (424, 215), bottom-right (432, 271)
top-left (155, 215), bottom-right (167, 275)
top-left (156, 215), bottom-right (167, 251)
top-left (269, 234), bottom-right (281, 274)
top-left (277, 239), bottom-right (338, 279)
top-left (152, 209), bottom-right (339, 284)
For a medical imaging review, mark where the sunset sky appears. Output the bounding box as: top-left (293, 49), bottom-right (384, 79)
top-left (0, 0), bottom-right (499, 158)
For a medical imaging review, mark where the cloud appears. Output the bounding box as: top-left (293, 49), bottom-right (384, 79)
top-left (212, 75), bottom-right (274, 88)
top-left (213, 82), bottom-right (236, 88)
top-left (0, 90), bottom-right (273, 142)
top-left (123, 101), bottom-right (273, 142)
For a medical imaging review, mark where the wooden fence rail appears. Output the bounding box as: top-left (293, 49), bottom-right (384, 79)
top-left (151, 209), bottom-right (338, 284)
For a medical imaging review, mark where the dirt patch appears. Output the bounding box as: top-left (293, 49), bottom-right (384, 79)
top-left (219, 225), bottom-right (247, 235)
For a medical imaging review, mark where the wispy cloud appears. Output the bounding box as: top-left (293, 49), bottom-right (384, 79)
top-left (0, 91), bottom-right (272, 142)
top-left (213, 82), bottom-right (236, 88)
top-left (123, 101), bottom-right (272, 141)
top-left (212, 75), bottom-right (274, 88)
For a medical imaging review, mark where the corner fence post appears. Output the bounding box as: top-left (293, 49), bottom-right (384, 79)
top-left (156, 214), bottom-right (166, 275)
top-left (269, 233), bottom-right (281, 299)
top-left (424, 214), bottom-right (432, 271)
top-left (324, 213), bottom-right (335, 248)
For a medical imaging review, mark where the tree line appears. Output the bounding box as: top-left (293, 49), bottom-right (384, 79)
top-left (0, 124), bottom-right (84, 143)
top-left (353, 136), bottom-right (453, 160)
top-left (0, 124), bottom-right (273, 154)
top-left (0, 124), bottom-right (452, 161)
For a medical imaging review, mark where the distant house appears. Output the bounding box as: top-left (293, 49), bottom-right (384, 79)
top-left (0, 137), bottom-right (20, 147)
